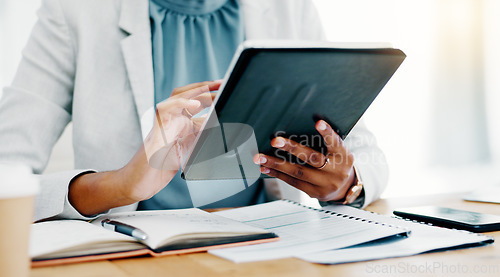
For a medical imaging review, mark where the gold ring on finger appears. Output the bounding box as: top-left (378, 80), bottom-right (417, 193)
top-left (317, 156), bottom-right (330, 170)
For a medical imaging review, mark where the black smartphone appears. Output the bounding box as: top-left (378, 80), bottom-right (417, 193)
top-left (393, 206), bottom-right (500, 233)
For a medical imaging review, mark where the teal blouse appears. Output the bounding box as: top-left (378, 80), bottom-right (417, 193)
top-left (150, 0), bottom-right (243, 103)
top-left (139, 0), bottom-right (265, 210)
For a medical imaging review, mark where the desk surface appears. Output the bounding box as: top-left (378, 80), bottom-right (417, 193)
top-left (31, 193), bottom-right (500, 277)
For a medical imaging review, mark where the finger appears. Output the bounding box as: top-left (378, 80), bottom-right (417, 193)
top-left (259, 166), bottom-right (321, 200)
top-left (182, 92), bottom-right (216, 118)
top-left (182, 115), bottom-right (210, 138)
top-left (270, 137), bottom-right (327, 168)
top-left (171, 81), bottom-right (217, 96)
top-left (254, 154), bottom-right (330, 187)
top-left (191, 117), bottom-right (206, 126)
top-left (191, 117), bottom-right (206, 132)
top-left (156, 98), bottom-right (201, 116)
top-left (316, 120), bottom-right (345, 154)
top-left (210, 92), bottom-right (217, 101)
top-left (174, 85), bottom-right (211, 100)
top-left (192, 93), bottom-right (213, 109)
top-left (171, 80), bottom-right (222, 97)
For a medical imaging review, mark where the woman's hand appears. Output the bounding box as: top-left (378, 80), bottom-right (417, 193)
top-left (68, 81), bottom-right (220, 216)
top-left (124, 81), bottom-right (219, 201)
top-left (254, 120), bottom-right (357, 203)
top-left (143, 82), bottom-right (217, 172)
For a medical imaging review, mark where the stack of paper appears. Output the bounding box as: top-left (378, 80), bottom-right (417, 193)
top-left (210, 200), bottom-right (493, 264)
top-left (210, 200), bottom-right (409, 262)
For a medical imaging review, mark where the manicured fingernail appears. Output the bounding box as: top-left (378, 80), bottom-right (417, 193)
top-left (317, 121), bottom-right (327, 131)
top-left (253, 154), bottom-right (260, 164)
top-left (259, 156), bottom-right (267, 164)
top-left (272, 137), bottom-right (285, 148)
top-left (189, 99), bottom-right (201, 108)
top-left (261, 167), bottom-right (270, 174)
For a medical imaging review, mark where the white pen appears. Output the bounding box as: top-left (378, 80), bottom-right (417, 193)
top-left (101, 219), bottom-right (148, 241)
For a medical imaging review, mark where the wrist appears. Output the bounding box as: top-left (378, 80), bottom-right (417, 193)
top-left (109, 167), bottom-right (141, 203)
top-left (321, 166), bottom-right (363, 206)
top-left (68, 169), bottom-right (135, 216)
top-left (343, 165), bottom-right (364, 204)
top-left (115, 164), bottom-right (150, 204)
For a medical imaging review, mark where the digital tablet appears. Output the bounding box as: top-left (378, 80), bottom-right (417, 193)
top-left (182, 40), bottom-right (406, 180)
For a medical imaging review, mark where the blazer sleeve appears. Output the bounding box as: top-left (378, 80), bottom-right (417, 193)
top-left (298, 0), bottom-right (327, 41)
top-left (343, 121), bottom-right (389, 208)
top-left (305, 0), bottom-right (389, 207)
top-left (0, 0), bottom-right (99, 221)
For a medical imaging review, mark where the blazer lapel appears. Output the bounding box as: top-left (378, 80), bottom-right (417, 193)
top-left (119, 0), bottom-right (154, 121)
top-left (118, 0), bottom-right (278, 122)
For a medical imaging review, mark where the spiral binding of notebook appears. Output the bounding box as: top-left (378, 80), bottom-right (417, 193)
top-left (209, 199), bottom-right (413, 263)
top-left (283, 199), bottom-right (411, 234)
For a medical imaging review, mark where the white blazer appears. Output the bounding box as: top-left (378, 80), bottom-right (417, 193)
top-left (0, 0), bottom-right (388, 221)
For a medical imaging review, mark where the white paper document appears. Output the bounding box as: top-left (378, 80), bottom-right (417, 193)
top-left (209, 200), bottom-right (408, 263)
top-left (296, 205), bottom-right (494, 264)
top-left (463, 185), bottom-right (500, 204)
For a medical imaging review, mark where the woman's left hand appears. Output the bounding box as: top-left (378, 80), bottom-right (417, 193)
top-left (254, 120), bottom-right (357, 202)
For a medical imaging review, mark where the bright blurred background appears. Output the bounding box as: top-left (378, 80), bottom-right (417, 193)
top-left (1, 0), bottom-right (499, 198)
top-left (313, 0), bottom-right (500, 197)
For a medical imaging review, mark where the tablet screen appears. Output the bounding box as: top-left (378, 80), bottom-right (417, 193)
top-left (183, 44), bottom-right (405, 180)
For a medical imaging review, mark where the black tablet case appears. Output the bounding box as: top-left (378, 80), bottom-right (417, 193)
top-left (183, 47), bottom-right (406, 180)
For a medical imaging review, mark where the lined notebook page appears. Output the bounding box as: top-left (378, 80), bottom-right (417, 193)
top-left (92, 208), bottom-right (271, 249)
top-left (30, 220), bottom-right (136, 259)
top-left (296, 205), bottom-right (494, 264)
top-left (210, 200), bottom-right (408, 263)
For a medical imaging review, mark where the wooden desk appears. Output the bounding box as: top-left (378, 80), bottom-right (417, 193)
top-left (31, 193), bottom-right (500, 277)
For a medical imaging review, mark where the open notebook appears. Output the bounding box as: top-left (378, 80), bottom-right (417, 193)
top-left (30, 208), bottom-right (278, 267)
top-left (31, 201), bottom-right (409, 267)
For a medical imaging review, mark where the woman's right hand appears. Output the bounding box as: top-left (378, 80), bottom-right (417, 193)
top-left (68, 81), bottom-right (221, 216)
top-left (122, 81), bottom-right (220, 202)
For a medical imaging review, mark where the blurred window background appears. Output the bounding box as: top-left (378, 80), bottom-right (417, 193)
top-left (313, 0), bottom-right (500, 197)
top-left (1, 0), bottom-right (499, 197)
